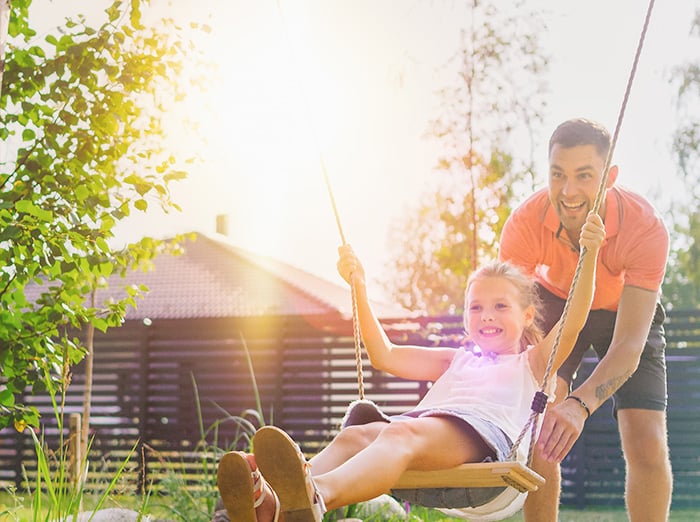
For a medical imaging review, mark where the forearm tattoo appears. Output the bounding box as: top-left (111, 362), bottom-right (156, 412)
top-left (595, 373), bottom-right (632, 402)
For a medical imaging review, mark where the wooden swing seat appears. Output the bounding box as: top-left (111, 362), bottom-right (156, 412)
top-left (393, 461), bottom-right (545, 493)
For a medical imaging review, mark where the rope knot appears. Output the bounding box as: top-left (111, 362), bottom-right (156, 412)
top-left (530, 391), bottom-right (549, 414)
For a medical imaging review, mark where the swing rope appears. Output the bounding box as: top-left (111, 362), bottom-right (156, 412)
top-left (507, 0), bottom-right (657, 466)
top-left (322, 168), bottom-right (367, 400)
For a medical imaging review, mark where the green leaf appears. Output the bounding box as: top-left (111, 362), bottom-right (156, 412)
top-left (0, 389), bottom-right (15, 407)
top-left (21, 128), bottom-right (36, 141)
top-left (28, 45), bottom-right (46, 58)
top-left (95, 236), bottom-right (110, 253)
top-left (92, 317), bottom-right (109, 333)
top-left (15, 200), bottom-right (54, 221)
top-left (74, 183), bottom-right (90, 202)
top-left (164, 170), bottom-right (188, 182)
top-left (100, 213), bottom-right (116, 232)
top-left (0, 225), bottom-right (21, 241)
top-left (106, 3), bottom-right (121, 22)
top-left (99, 261), bottom-right (114, 276)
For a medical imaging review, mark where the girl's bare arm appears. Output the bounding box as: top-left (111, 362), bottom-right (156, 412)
top-left (337, 245), bottom-right (456, 381)
top-left (532, 213), bottom-right (605, 379)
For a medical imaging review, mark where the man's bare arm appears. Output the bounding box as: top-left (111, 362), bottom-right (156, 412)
top-left (574, 285), bottom-right (659, 411)
top-left (537, 285), bottom-right (660, 462)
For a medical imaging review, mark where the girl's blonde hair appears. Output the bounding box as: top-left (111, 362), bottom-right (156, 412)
top-left (464, 260), bottom-right (544, 352)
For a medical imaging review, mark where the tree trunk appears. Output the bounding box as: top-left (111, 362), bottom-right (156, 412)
top-left (79, 288), bottom-right (97, 493)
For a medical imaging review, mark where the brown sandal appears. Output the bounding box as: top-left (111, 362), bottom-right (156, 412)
top-left (253, 426), bottom-right (326, 522)
top-left (217, 451), bottom-right (280, 522)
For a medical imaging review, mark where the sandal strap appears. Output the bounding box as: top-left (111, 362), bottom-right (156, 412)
top-left (270, 485), bottom-right (281, 522)
top-left (303, 461), bottom-right (327, 516)
top-left (251, 468), bottom-right (266, 508)
top-left (252, 471), bottom-right (281, 521)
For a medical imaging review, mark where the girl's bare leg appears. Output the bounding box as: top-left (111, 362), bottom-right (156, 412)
top-left (314, 416), bottom-right (493, 511)
top-left (309, 422), bottom-right (386, 475)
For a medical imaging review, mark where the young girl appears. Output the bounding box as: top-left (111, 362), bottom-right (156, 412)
top-left (216, 213), bottom-right (605, 522)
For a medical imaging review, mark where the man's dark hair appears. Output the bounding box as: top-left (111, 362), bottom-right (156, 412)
top-left (548, 118), bottom-right (611, 158)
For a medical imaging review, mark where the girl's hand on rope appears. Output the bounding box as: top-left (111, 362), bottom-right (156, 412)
top-left (579, 212), bottom-right (605, 253)
top-left (337, 244), bottom-right (366, 287)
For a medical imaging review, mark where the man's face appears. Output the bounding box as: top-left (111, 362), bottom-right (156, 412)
top-left (548, 144), bottom-right (609, 237)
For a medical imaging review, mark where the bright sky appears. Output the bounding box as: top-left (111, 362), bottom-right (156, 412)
top-left (34, 1), bottom-right (700, 300)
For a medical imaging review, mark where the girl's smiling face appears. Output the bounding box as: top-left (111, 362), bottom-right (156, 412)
top-left (465, 276), bottom-right (535, 354)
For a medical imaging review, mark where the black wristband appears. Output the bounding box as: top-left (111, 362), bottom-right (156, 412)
top-left (566, 395), bottom-right (591, 418)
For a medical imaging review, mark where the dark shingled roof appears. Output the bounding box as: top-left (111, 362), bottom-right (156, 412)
top-left (93, 233), bottom-right (409, 321)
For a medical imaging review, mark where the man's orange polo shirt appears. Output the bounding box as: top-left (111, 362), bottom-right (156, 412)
top-left (499, 186), bottom-right (669, 312)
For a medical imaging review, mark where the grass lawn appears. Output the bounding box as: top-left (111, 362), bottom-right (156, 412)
top-left (350, 504), bottom-right (700, 521)
top-left (501, 508), bottom-right (700, 522)
top-left (416, 506), bottom-right (700, 521)
top-left (2, 492), bottom-right (698, 521)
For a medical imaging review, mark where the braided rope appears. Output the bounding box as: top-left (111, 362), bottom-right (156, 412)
top-left (319, 153), bottom-right (366, 399)
top-left (508, 0), bottom-right (657, 464)
top-left (323, 170), bottom-right (366, 399)
top-left (350, 282), bottom-right (366, 400)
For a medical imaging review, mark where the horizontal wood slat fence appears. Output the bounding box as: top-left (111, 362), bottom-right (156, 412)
top-left (1, 309), bottom-right (699, 509)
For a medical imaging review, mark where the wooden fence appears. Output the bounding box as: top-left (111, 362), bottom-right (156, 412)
top-left (1, 309), bottom-right (699, 509)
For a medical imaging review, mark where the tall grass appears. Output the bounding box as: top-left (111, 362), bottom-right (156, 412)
top-left (25, 428), bottom-right (139, 521)
top-left (2, 357), bottom-right (141, 522)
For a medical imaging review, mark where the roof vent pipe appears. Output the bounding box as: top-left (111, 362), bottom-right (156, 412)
top-left (216, 214), bottom-right (229, 237)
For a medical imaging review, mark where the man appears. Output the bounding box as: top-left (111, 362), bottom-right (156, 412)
top-left (499, 118), bottom-right (673, 521)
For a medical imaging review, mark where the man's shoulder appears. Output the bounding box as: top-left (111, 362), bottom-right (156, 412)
top-left (613, 186), bottom-right (667, 231)
top-left (614, 185), bottom-right (656, 208)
